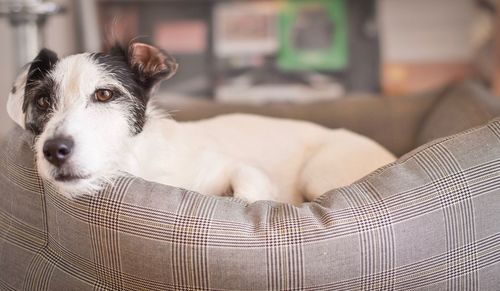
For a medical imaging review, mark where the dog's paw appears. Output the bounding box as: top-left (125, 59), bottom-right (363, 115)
top-left (231, 165), bottom-right (278, 203)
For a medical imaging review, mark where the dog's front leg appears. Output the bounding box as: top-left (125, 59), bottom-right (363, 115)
top-left (230, 164), bottom-right (277, 203)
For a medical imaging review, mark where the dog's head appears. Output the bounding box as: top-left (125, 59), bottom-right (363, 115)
top-left (7, 43), bottom-right (178, 197)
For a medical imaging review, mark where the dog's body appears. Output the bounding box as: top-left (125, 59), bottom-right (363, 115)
top-left (7, 43), bottom-right (395, 203)
top-left (122, 113), bottom-right (395, 203)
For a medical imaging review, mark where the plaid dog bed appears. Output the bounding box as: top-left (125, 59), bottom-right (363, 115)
top-left (1, 120), bottom-right (499, 290)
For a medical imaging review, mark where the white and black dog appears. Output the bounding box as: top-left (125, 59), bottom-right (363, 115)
top-left (7, 42), bottom-right (395, 204)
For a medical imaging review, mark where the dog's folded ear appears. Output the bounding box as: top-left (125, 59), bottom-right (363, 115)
top-left (7, 48), bottom-right (58, 129)
top-left (127, 43), bottom-right (178, 88)
top-left (7, 66), bottom-right (29, 129)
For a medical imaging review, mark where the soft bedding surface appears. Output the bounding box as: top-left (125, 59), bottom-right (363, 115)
top-left (1, 119), bottom-right (500, 290)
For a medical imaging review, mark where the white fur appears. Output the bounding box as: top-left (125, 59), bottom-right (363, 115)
top-left (8, 53), bottom-right (396, 204)
top-left (124, 113), bottom-right (395, 204)
top-left (7, 66), bottom-right (29, 129)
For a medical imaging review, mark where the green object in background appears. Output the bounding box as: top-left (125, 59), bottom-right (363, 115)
top-left (278, 0), bottom-right (348, 71)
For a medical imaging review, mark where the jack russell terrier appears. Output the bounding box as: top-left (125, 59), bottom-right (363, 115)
top-left (7, 43), bottom-right (395, 204)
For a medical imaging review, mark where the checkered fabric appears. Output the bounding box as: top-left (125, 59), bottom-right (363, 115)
top-left (1, 120), bottom-right (500, 291)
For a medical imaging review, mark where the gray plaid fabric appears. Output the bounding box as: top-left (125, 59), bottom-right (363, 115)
top-left (1, 120), bottom-right (500, 291)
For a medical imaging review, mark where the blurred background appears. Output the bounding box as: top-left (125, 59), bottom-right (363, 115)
top-left (0, 0), bottom-right (499, 154)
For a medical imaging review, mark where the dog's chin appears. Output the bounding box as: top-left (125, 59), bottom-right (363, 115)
top-left (37, 157), bottom-right (120, 199)
top-left (50, 175), bottom-right (102, 199)
top-left (41, 168), bottom-right (105, 198)
top-left (54, 173), bottom-right (91, 183)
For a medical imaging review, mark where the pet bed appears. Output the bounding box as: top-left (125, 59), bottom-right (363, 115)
top-left (0, 83), bottom-right (500, 290)
top-left (1, 115), bottom-right (499, 290)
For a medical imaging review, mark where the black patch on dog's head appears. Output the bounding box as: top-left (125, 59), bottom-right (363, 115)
top-left (23, 48), bottom-right (59, 135)
top-left (92, 49), bottom-right (148, 135)
top-left (92, 43), bottom-right (178, 135)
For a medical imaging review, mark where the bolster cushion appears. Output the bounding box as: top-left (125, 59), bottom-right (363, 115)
top-left (1, 120), bottom-right (500, 290)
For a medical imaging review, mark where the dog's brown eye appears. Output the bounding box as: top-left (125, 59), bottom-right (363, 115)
top-left (36, 96), bottom-right (50, 110)
top-left (95, 89), bottom-right (113, 102)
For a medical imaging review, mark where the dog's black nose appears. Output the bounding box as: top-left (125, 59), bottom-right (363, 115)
top-left (43, 137), bottom-right (74, 167)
